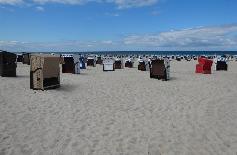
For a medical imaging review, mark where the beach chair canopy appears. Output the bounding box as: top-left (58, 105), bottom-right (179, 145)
top-left (103, 57), bottom-right (115, 64)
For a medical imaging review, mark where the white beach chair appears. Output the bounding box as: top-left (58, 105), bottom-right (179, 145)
top-left (103, 57), bottom-right (115, 71)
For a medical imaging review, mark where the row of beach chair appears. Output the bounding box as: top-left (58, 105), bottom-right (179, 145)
top-left (0, 51), bottom-right (230, 90)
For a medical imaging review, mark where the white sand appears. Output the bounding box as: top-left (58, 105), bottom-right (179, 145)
top-left (1, 61), bottom-right (237, 155)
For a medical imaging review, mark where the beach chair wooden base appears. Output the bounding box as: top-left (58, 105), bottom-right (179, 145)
top-left (30, 71), bottom-right (60, 90)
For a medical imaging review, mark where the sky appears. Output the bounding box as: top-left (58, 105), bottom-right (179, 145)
top-left (0, 0), bottom-right (237, 52)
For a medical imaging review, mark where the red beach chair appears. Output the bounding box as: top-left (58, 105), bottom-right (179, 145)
top-left (195, 57), bottom-right (213, 74)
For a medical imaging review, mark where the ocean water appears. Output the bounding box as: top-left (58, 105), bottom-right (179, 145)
top-left (16, 51), bottom-right (237, 56)
top-left (61, 51), bottom-right (237, 56)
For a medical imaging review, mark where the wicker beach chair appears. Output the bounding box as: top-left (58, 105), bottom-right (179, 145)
top-left (215, 57), bottom-right (228, 71)
top-left (30, 54), bottom-right (60, 90)
top-left (62, 54), bottom-right (74, 73)
top-left (0, 51), bottom-right (17, 77)
top-left (150, 58), bottom-right (170, 80)
top-left (103, 57), bottom-right (115, 71)
top-left (125, 58), bottom-right (134, 68)
top-left (195, 57), bottom-right (213, 74)
top-left (87, 56), bottom-right (96, 67)
top-left (138, 58), bottom-right (149, 71)
top-left (114, 58), bottom-right (124, 69)
top-left (96, 56), bottom-right (103, 64)
top-left (22, 53), bottom-right (31, 65)
top-left (17, 54), bottom-right (23, 62)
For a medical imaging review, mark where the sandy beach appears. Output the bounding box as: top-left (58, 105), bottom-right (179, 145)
top-left (1, 60), bottom-right (237, 155)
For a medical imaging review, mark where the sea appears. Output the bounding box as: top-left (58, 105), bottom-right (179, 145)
top-left (15, 51), bottom-right (237, 56)
top-left (53, 51), bottom-right (237, 56)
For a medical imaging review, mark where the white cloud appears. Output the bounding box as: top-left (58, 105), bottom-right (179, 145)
top-left (0, 0), bottom-right (23, 5)
top-left (32, 0), bottom-right (85, 5)
top-left (1, 24), bottom-right (237, 52)
top-left (151, 10), bottom-right (159, 16)
top-left (105, 12), bottom-right (120, 17)
top-left (124, 24), bottom-right (237, 49)
top-left (35, 6), bottom-right (44, 11)
top-left (110, 0), bottom-right (158, 9)
top-left (0, 0), bottom-right (159, 9)
top-left (102, 40), bottom-right (113, 44)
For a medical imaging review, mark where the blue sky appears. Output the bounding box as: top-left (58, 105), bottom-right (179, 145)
top-left (0, 0), bottom-right (237, 52)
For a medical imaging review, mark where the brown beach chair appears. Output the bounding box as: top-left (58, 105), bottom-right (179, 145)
top-left (22, 53), bottom-right (31, 65)
top-left (150, 59), bottom-right (170, 80)
top-left (115, 60), bottom-right (122, 69)
top-left (216, 61), bottom-right (227, 71)
top-left (30, 54), bottom-right (60, 90)
top-left (62, 57), bottom-right (74, 73)
top-left (87, 57), bottom-right (96, 67)
top-left (138, 61), bottom-right (146, 71)
top-left (17, 54), bottom-right (23, 62)
top-left (125, 60), bottom-right (133, 68)
top-left (96, 56), bottom-right (103, 64)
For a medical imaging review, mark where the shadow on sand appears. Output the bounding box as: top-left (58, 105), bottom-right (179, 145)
top-left (56, 84), bottom-right (78, 92)
top-left (16, 75), bottom-right (29, 78)
top-left (169, 77), bottom-right (178, 81)
top-left (78, 72), bottom-right (89, 76)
